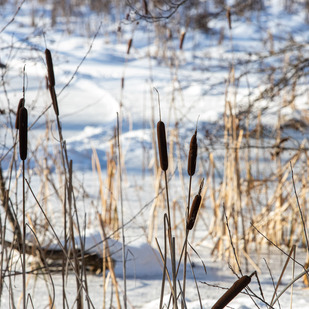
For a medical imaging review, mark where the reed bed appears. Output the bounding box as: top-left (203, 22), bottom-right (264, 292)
top-left (195, 78), bottom-right (309, 272)
top-left (2, 5), bottom-right (309, 307)
top-left (1, 65), bottom-right (309, 309)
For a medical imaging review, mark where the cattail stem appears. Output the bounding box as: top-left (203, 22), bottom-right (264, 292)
top-left (164, 170), bottom-right (176, 307)
top-left (164, 171), bottom-right (172, 230)
top-left (159, 215), bottom-right (168, 309)
top-left (22, 160), bottom-right (26, 309)
top-left (171, 237), bottom-right (177, 309)
top-left (182, 175), bottom-right (192, 305)
top-left (182, 231), bottom-right (189, 308)
top-left (117, 112), bottom-right (127, 309)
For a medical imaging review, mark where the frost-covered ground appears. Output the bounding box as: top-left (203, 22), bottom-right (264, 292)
top-left (2, 0), bottom-right (309, 308)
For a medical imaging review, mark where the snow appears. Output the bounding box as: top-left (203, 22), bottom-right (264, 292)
top-left (2, 0), bottom-right (309, 308)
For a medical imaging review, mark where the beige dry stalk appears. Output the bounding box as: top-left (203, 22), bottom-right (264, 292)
top-left (92, 143), bottom-right (118, 235)
top-left (98, 214), bottom-right (121, 309)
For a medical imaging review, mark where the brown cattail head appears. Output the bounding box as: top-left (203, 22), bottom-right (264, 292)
top-left (45, 48), bottom-right (55, 87)
top-left (15, 98), bottom-right (25, 129)
top-left (19, 107), bottom-right (28, 161)
top-left (187, 129), bottom-right (197, 176)
top-left (157, 120), bottom-right (168, 171)
top-left (179, 31), bottom-right (186, 50)
top-left (127, 38), bottom-right (133, 54)
top-left (226, 8), bottom-right (232, 30)
top-left (187, 179), bottom-right (204, 230)
top-left (49, 85), bottom-right (59, 116)
top-left (211, 275), bottom-right (251, 309)
top-left (187, 194), bottom-right (201, 230)
top-left (143, 0), bottom-right (148, 15)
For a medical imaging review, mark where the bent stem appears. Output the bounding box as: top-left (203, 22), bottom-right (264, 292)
top-left (158, 214), bottom-right (168, 309)
top-left (163, 170), bottom-right (178, 309)
top-left (164, 170), bottom-right (172, 230)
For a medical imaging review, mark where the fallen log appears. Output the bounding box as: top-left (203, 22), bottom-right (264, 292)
top-left (3, 239), bottom-right (113, 274)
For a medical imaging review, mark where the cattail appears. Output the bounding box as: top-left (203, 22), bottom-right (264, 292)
top-left (15, 98), bottom-right (25, 129)
top-left (179, 31), bottom-right (186, 50)
top-left (49, 85), bottom-right (59, 116)
top-left (226, 8), bottom-right (232, 30)
top-left (19, 107), bottom-right (28, 161)
top-left (127, 38), bottom-right (133, 54)
top-left (187, 179), bottom-right (204, 230)
top-left (143, 0), bottom-right (148, 15)
top-left (187, 129), bottom-right (197, 176)
top-left (45, 49), bottom-right (55, 87)
top-left (211, 275), bottom-right (251, 309)
top-left (157, 120), bottom-right (168, 171)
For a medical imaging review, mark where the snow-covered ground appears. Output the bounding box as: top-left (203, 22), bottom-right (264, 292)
top-left (2, 0), bottom-right (309, 308)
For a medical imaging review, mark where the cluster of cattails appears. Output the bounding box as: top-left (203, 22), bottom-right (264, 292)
top-left (186, 127), bottom-right (203, 231)
top-left (45, 48), bottom-right (59, 115)
top-left (16, 98), bottom-right (28, 161)
top-left (156, 115), bottom-right (203, 228)
top-left (211, 273), bottom-right (253, 309)
top-left (156, 107), bottom-right (255, 308)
